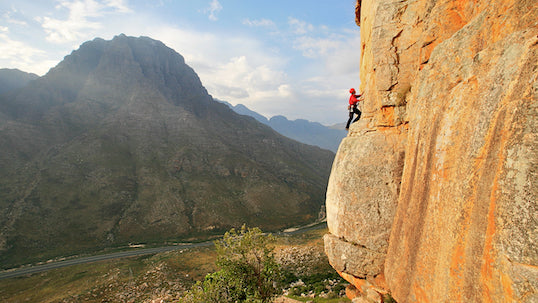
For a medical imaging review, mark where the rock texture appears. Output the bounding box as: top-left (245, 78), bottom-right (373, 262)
top-left (325, 0), bottom-right (537, 302)
top-left (325, 120), bottom-right (406, 278)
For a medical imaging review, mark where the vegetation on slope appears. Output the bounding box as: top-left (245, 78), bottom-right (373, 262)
top-left (0, 35), bottom-right (334, 268)
top-left (0, 227), bottom-right (349, 303)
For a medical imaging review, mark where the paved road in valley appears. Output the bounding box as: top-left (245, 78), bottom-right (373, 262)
top-left (0, 242), bottom-right (213, 280)
top-left (0, 222), bottom-right (326, 280)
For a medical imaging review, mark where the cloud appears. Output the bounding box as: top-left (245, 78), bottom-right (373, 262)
top-left (242, 18), bottom-right (275, 28)
top-left (0, 32), bottom-right (57, 74)
top-left (293, 32), bottom-right (361, 75)
top-left (324, 32), bottom-right (362, 75)
top-left (203, 55), bottom-right (287, 103)
top-left (288, 23), bottom-right (360, 76)
top-left (288, 17), bottom-right (314, 35)
top-left (1, 2), bottom-right (361, 124)
top-left (293, 36), bottom-right (338, 58)
top-left (286, 18), bottom-right (351, 60)
top-left (149, 19), bottom-right (360, 124)
top-left (250, 27), bottom-right (361, 124)
top-left (0, 0), bottom-right (135, 75)
top-left (212, 84), bottom-right (249, 99)
top-left (39, 16), bottom-right (100, 44)
top-left (2, 7), bottom-right (29, 26)
top-left (37, 0), bottom-right (131, 43)
top-left (103, 0), bottom-right (131, 13)
top-left (205, 0), bottom-right (222, 21)
top-left (277, 84), bottom-right (293, 97)
top-left (141, 25), bottom-right (287, 107)
top-left (4, 15), bottom-right (28, 26)
top-left (0, 33), bottom-right (43, 59)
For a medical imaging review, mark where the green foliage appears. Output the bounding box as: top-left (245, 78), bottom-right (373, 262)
top-left (179, 225), bottom-right (281, 303)
top-left (383, 293), bottom-right (397, 303)
top-left (284, 271), bottom-right (348, 300)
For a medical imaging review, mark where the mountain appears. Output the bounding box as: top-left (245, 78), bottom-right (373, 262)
top-left (0, 34), bottom-right (334, 268)
top-left (221, 101), bottom-right (346, 152)
top-left (219, 101), bottom-right (269, 124)
top-left (267, 116), bottom-right (346, 152)
top-left (0, 68), bottom-right (38, 95)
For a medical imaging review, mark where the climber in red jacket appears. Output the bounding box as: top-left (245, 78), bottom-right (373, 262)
top-left (346, 88), bottom-right (362, 130)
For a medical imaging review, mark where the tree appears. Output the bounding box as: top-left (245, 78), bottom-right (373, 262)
top-left (179, 225), bottom-right (282, 303)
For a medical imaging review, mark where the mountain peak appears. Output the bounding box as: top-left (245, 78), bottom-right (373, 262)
top-left (5, 35), bottom-right (210, 120)
top-left (0, 35), bottom-right (334, 267)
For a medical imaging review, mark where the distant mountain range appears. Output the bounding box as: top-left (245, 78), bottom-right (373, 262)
top-left (0, 35), bottom-right (334, 268)
top-left (220, 101), bottom-right (346, 152)
top-left (0, 68), bottom-right (38, 95)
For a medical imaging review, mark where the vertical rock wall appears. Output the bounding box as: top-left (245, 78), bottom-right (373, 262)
top-left (325, 0), bottom-right (537, 302)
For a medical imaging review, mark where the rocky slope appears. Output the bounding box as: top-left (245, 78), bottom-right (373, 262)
top-left (325, 0), bottom-right (537, 302)
top-left (0, 35), bottom-right (334, 268)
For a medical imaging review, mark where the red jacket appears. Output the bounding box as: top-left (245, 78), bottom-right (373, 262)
top-left (349, 94), bottom-right (361, 106)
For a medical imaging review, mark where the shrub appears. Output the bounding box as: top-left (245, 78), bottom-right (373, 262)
top-left (179, 225), bottom-right (281, 303)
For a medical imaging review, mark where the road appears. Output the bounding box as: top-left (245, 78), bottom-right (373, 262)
top-left (0, 222), bottom-right (326, 280)
top-left (0, 241), bottom-right (213, 280)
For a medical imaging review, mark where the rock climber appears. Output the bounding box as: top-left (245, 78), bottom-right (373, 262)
top-left (346, 88), bottom-right (362, 130)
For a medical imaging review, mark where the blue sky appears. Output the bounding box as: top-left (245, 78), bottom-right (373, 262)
top-left (0, 0), bottom-right (361, 125)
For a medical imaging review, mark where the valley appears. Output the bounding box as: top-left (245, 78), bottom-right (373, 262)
top-left (0, 226), bottom-right (350, 303)
top-left (0, 222), bottom-right (326, 280)
top-left (0, 35), bottom-right (335, 269)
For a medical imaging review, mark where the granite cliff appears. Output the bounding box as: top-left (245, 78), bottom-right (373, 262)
top-left (325, 0), bottom-right (537, 302)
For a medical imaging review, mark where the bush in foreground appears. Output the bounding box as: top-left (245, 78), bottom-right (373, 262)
top-left (179, 225), bottom-right (281, 303)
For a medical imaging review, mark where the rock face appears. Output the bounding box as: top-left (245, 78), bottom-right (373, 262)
top-left (325, 0), bottom-right (537, 302)
top-left (325, 120), bottom-right (406, 278)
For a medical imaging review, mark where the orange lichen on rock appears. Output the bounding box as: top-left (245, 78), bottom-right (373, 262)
top-left (346, 284), bottom-right (362, 300)
top-left (325, 0), bottom-right (537, 302)
top-left (337, 270), bottom-right (386, 302)
top-left (378, 106), bottom-right (395, 126)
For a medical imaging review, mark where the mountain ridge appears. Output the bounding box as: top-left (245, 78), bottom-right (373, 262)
top-left (220, 100), bottom-right (346, 152)
top-left (0, 68), bottom-right (38, 95)
top-left (0, 34), bottom-right (334, 268)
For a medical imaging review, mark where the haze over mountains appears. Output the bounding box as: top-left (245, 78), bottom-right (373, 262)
top-left (220, 101), bottom-right (347, 152)
top-left (0, 69), bottom-right (38, 95)
top-left (0, 34), bottom-right (334, 268)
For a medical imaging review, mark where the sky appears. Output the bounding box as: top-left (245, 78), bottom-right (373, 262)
top-left (0, 0), bottom-right (361, 125)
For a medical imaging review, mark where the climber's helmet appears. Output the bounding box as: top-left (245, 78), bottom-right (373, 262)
top-left (349, 88), bottom-right (356, 94)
